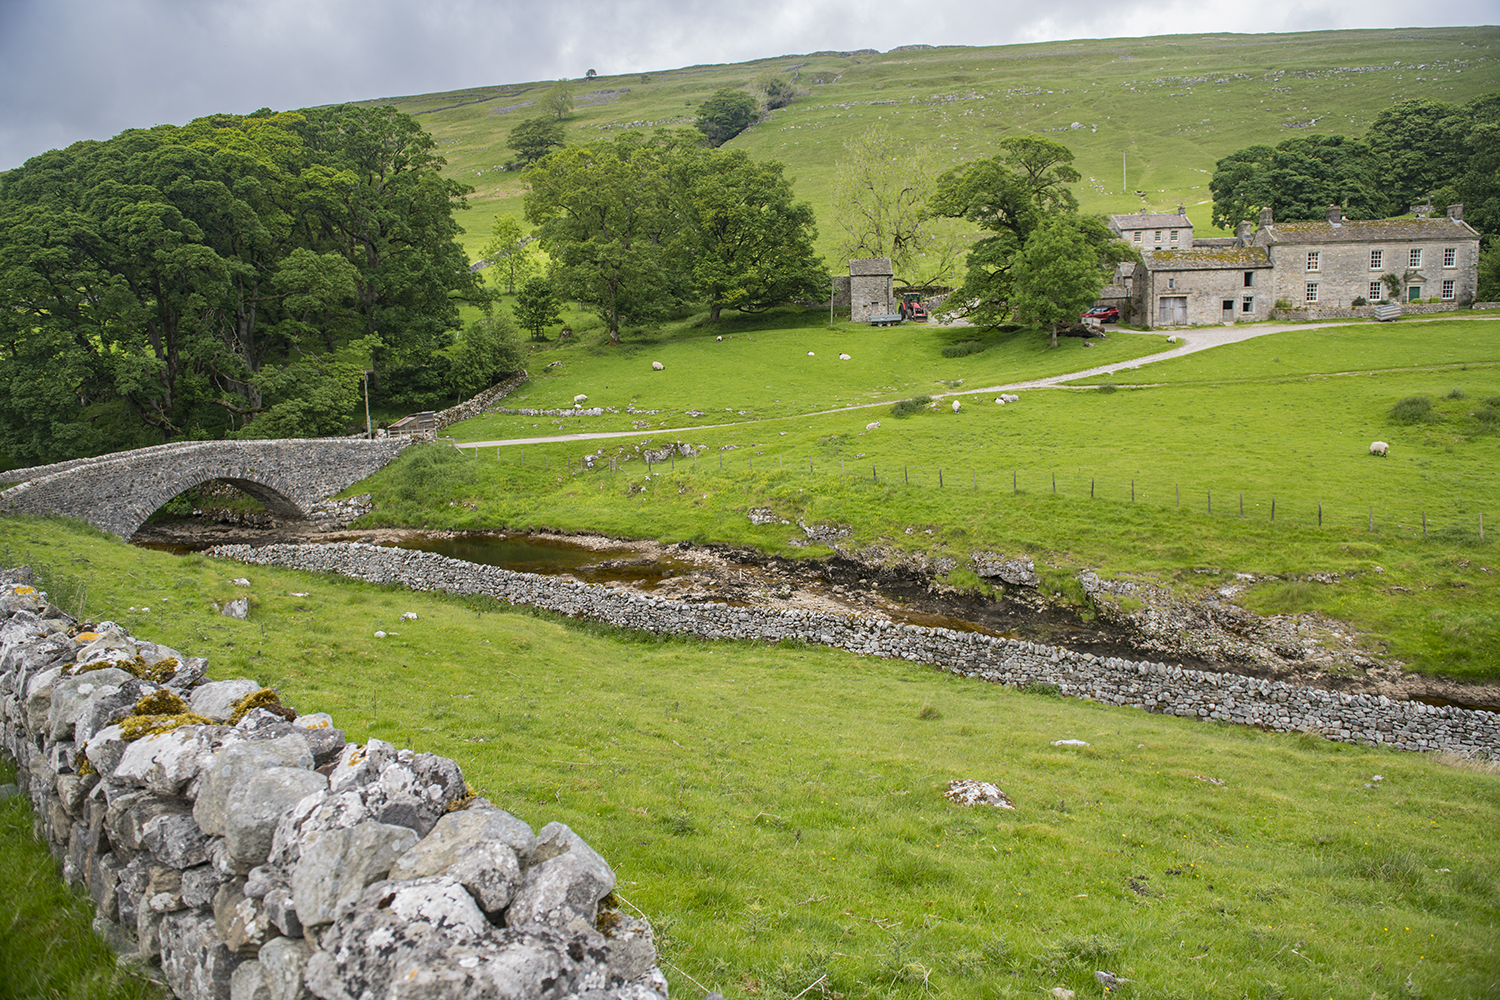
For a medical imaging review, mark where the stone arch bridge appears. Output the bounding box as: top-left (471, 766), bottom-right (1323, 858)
top-left (0, 438), bottom-right (412, 539)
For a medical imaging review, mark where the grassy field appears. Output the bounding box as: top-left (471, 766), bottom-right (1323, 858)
top-left (0, 758), bottom-right (164, 1000)
top-left (363, 310), bottom-right (1500, 681)
top-left (1, 517), bottom-right (1497, 1000)
top-left (359, 27), bottom-right (1500, 264)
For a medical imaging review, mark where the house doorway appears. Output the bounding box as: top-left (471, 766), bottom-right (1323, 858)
top-left (1158, 296), bottom-right (1187, 325)
top-left (1222, 299), bottom-right (1235, 322)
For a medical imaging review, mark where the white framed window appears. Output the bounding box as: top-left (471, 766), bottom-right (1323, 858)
top-left (1306, 251), bottom-right (1320, 271)
top-left (1370, 249), bottom-right (1383, 269)
top-left (1133, 231), bottom-right (1142, 243)
top-left (1170, 229), bottom-right (1179, 243)
top-left (1409, 247), bottom-right (1422, 267)
top-left (1444, 247), bottom-right (1456, 268)
top-left (1369, 281), bottom-right (1383, 301)
top-left (1154, 230), bottom-right (1162, 244)
top-left (1305, 282), bottom-right (1319, 303)
top-left (1442, 280), bottom-right (1455, 300)
top-left (1241, 296), bottom-right (1253, 313)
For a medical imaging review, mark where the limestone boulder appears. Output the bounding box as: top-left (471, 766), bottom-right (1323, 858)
top-left (257, 935), bottom-right (314, 1000)
top-left (195, 735), bottom-right (316, 837)
top-left (389, 806), bottom-right (535, 916)
top-left (506, 822), bottom-right (616, 932)
top-left (191, 679), bottom-right (264, 722)
top-left (73, 676), bottom-right (155, 745)
top-left (224, 767), bottom-right (328, 872)
top-left (112, 724), bottom-right (223, 796)
top-left (290, 819), bottom-right (418, 929)
top-left (159, 908), bottom-right (246, 1000)
top-left (24, 665), bottom-right (64, 732)
top-left (46, 668), bottom-right (134, 739)
top-left (305, 876), bottom-right (611, 1000)
top-left (84, 724), bottom-right (129, 780)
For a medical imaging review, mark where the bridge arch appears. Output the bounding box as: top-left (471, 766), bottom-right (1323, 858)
top-left (1, 438), bottom-right (411, 539)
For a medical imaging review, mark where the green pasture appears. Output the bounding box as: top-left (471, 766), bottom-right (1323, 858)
top-left (376, 312), bottom-right (1500, 679)
top-left (1, 519), bottom-right (1497, 999)
top-left (454, 307), bottom-right (1173, 437)
top-left (369, 27), bottom-right (1500, 263)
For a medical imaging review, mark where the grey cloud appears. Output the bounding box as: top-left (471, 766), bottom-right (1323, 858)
top-left (2, 0), bottom-right (1493, 170)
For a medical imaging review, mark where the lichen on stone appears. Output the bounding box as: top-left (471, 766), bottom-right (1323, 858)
top-left (443, 783), bottom-right (480, 813)
top-left (75, 654), bottom-right (177, 682)
top-left (75, 753), bottom-right (95, 777)
top-left (228, 687), bottom-right (294, 724)
top-left (119, 711), bottom-right (217, 742)
top-left (117, 689), bottom-right (215, 741)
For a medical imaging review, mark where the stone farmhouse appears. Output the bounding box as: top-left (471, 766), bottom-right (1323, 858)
top-left (1108, 207), bottom-right (1194, 252)
top-left (1122, 204), bottom-right (1481, 328)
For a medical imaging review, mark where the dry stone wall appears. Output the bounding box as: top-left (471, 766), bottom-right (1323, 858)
top-left (0, 568), bottom-right (667, 1000)
top-left (208, 542), bottom-right (1500, 757)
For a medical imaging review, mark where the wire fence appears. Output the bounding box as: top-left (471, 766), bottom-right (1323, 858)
top-left (457, 443), bottom-right (1491, 544)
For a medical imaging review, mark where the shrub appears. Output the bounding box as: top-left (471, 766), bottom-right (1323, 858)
top-left (1447, 386), bottom-right (1467, 400)
top-left (1352, 296), bottom-right (1368, 307)
top-left (1472, 405), bottom-right (1499, 433)
top-left (1273, 298), bottom-right (1294, 311)
top-left (1390, 395), bottom-right (1436, 424)
top-left (940, 340), bottom-right (986, 358)
top-left (890, 395), bottom-right (933, 417)
top-left (1098, 383), bottom-right (1118, 394)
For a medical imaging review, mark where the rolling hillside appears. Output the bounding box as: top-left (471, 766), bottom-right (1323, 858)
top-left (359, 27), bottom-right (1500, 262)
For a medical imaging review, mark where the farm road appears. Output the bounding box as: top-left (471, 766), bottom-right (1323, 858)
top-left (454, 315), bottom-right (1499, 450)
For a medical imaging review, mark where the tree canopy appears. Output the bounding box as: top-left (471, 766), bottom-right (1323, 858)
top-left (929, 137), bottom-right (1130, 331)
top-left (831, 124), bottom-right (966, 289)
top-left (695, 89), bottom-right (759, 147)
top-left (540, 81), bottom-right (575, 121)
top-left (0, 105), bottom-right (480, 462)
top-left (523, 131), bottom-right (826, 340)
top-left (1208, 95), bottom-right (1500, 238)
top-left (506, 117), bottom-right (566, 166)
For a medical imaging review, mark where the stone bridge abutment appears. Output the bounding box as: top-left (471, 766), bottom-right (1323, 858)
top-left (0, 438), bottom-right (411, 538)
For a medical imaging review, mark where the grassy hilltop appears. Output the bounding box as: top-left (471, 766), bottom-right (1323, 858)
top-left (361, 26), bottom-right (1500, 262)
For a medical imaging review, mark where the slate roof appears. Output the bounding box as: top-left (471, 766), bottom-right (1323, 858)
top-left (1260, 216), bottom-right (1479, 244)
top-left (1141, 246), bottom-right (1271, 271)
top-left (848, 258), bottom-right (893, 276)
top-left (1111, 211), bottom-right (1191, 230)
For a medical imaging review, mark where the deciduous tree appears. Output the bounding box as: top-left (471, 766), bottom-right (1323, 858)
top-left (481, 217), bottom-right (539, 294)
top-left (695, 89), bottom-right (758, 147)
top-left (514, 277), bottom-right (563, 341)
top-left (541, 81), bottom-right (575, 120)
top-left (832, 124), bottom-right (966, 289)
top-left (1009, 217), bottom-right (1107, 348)
top-left (506, 116), bottom-right (566, 166)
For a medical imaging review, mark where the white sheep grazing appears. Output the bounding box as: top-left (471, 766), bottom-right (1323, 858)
top-left (952, 400), bottom-right (962, 413)
top-left (808, 351), bottom-right (815, 356)
top-left (1370, 440), bottom-right (1390, 457)
top-left (840, 353), bottom-right (851, 360)
top-left (716, 335), bottom-right (722, 341)
top-left (573, 394), bottom-right (588, 404)
top-left (651, 361), bottom-right (664, 371)
top-left (866, 421), bottom-right (880, 431)
top-left (1000, 393), bottom-right (1019, 404)
top-left (995, 398), bottom-right (1005, 405)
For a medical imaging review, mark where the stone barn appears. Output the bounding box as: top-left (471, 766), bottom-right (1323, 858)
top-left (849, 258), bottom-right (895, 322)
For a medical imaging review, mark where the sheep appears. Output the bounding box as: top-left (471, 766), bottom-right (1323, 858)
top-left (651, 361), bottom-right (664, 371)
top-left (994, 398), bottom-right (1005, 405)
top-left (999, 393), bottom-right (1019, 404)
top-left (839, 353), bottom-right (851, 360)
top-left (573, 394), bottom-right (588, 405)
top-left (952, 400), bottom-right (962, 413)
top-left (866, 421), bottom-right (880, 431)
top-left (1370, 441), bottom-right (1389, 457)
top-left (808, 351), bottom-right (815, 356)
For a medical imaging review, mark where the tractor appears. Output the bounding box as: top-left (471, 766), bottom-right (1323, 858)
top-left (898, 291), bottom-right (929, 322)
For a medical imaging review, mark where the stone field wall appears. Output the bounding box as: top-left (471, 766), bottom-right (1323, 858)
top-left (207, 541), bottom-right (1500, 757)
top-left (0, 569), bottom-right (667, 1000)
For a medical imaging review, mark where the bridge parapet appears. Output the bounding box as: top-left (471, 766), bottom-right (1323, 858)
top-left (1, 437), bottom-right (411, 538)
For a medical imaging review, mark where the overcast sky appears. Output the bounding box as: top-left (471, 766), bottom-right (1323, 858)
top-left (1, 0), bottom-right (1493, 171)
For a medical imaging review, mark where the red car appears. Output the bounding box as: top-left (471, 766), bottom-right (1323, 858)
top-left (1081, 305), bottom-right (1120, 323)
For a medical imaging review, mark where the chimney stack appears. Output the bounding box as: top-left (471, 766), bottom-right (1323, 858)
top-left (1447, 203), bottom-right (1465, 222)
top-left (1258, 207), bottom-right (1274, 228)
top-left (1326, 204), bottom-right (1342, 224)
top-left (1176, 205), bottom-right (1185, 217)
top-left (1235, 221), bottom-right (1253, 244)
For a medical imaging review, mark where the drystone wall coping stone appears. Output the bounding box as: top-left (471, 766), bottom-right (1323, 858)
top-left (205, 541), bottom-right (1500, 757)
top-left (0, 569), bottom-right (668, 1000)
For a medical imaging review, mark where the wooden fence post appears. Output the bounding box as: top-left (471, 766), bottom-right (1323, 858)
top-left (1207, 489), bottom-right (1212, 515)
top-left (1369, 505), bottom-right (1374, 532)
top-left (939, 468), bottom-right (944, 487)
top-left (1175, 484), bottom-right (1180, 509)
top-left (1052, 472), bottom-right (1056, 495)
top-left (905, 464), bottom-right (909, 484)
top-left (1271, 497), bottom-right (1275, 521)
top-left (1318, 501), bottom-right (1322, 526)
top-left (1131, 478), bottom-right (1135, 501)
top-left (1239, 492), bottom-right (1244, 516)
top-left (1481, 512), bottom-right (1486, 541)
top-left (1013, 470), bottom-right (1017, 493)
top-left (1091, 477), bottom-right (1095, 498)
top-left (873, 465), bottom-right (877, 483)
top-left (1422, 511), bottom-right (1427, 536)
